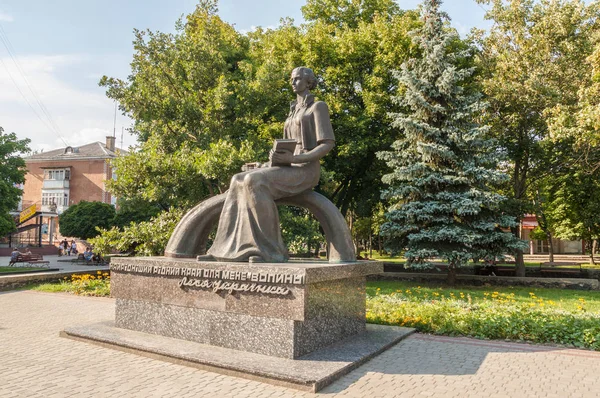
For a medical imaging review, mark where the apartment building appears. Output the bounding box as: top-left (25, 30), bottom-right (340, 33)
top-left (3, 136), bottom-right (122, 249)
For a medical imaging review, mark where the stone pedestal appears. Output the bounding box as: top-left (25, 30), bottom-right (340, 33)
top-left (109, 257), bottom-right (381, 359)
top-left (63, 256), bottom-right (416, 391)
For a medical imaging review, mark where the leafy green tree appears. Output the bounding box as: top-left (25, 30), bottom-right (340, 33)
top-left (101, 3), bottom-right (262, 209)
top-left (352, 203), bottom-right (387, 257)
top-left (58, 201), bottom-right (116, 240)
top-left (378, 0), bottom-right (525, 284)
top-left (101, 1), bottom-right (422, 216)
top-left (474, 0), bottom-right (600, 275)
top-left (94, 0), bottom-right (428, 255)
top-left (546, 165), bottom-right (600, 264)
top-left (279, 207), bottom-right (324, 256)
top-left (298, 0), bottom-right (421, 218)
top-left (546, 12), bottom-right (600, 151)
top-left (90, 208), bottom-right (183, 256)
top-left (112, 198), bottom-right (162, 229)
top-left (529, 227), bottom-right (548, 242)
top-left (0, 127), bottom-right (30, 237)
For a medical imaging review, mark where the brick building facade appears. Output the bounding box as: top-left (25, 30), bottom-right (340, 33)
top-left (2, 136), bottom-right (122, 251)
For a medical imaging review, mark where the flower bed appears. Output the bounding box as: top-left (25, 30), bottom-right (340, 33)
top-left (31, 271), bottom-right (110, 297)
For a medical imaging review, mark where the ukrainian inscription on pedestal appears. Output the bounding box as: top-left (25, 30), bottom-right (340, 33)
top-left (110, 257), bottom-right (380, 359)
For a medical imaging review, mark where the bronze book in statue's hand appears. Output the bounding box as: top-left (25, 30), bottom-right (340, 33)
top-left (271, 139), bottom-right (297, 166)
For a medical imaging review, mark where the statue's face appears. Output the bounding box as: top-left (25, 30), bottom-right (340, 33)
top-left (291, 70), bottom-right (309, 94)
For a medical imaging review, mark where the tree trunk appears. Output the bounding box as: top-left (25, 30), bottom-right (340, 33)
top-left (512, 225), bottom-right (526, 277)
top-left (547, 232), bottom-right (554, 264)
top-left (515, 250), bottom-right (525, 276)
top-left (348, 212), bottom-right (357, 256)
top-left (591, 239), bottom-right (597, 265)
top-left (512, 154), bottom-right (528, 278)
top-left (369, 220), bottom-right (373, 258)
top-left (447, 263), bottom-right (457, 286)
top-left (205, 180), bottom-right (215, 197)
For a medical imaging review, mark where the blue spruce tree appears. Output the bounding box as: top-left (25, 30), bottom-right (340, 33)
top-left (377, 0), bottom-right (525, 283)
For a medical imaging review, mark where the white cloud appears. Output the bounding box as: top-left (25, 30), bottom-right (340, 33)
top-left (0, 11), bottom-right (14, 22)
top-left (0, 53), bottom-right (137, 152)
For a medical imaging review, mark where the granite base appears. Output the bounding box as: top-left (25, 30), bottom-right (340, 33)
top-left (61, 322), bottom-right (415, 392)
top-left (109, 257), bottom-right (382, 358)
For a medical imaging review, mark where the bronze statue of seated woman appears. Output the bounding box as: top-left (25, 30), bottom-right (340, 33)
top-left (165, 67), bottom-right (354, 263)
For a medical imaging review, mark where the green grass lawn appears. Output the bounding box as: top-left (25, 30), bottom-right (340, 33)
top-left (366, 280), bottom-right (600, 350)
top-left (367, 280), bottom-right (600, 312)
top-left (0, 266), bottom-right (47, 274)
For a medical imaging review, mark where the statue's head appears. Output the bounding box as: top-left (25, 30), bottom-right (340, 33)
top-left (291, 67), bottom-right (317, 93)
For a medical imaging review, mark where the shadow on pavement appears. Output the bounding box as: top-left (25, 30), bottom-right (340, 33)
top-left (320, 333), bottom-right (570, 394)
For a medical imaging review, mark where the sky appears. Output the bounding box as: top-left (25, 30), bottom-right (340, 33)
top-left (0, 0), bottom-right (491, 153)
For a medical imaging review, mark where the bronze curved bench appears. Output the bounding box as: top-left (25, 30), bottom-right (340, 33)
top-left (164, 190), bottom-right (355, 262)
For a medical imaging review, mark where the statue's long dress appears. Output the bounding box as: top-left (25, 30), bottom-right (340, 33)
top-left (207, 94), bottom-right (335, 262)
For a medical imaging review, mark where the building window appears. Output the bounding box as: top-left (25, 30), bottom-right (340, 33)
top-left (43, 169), bottom-right (69, 181)
top-left (536, 240), bottom-right (549, 253)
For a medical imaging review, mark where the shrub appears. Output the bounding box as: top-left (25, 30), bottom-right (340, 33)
top-left (58, 201), bottom-right (116, 239)
top-left (89, 208), bottom-right (184, 256)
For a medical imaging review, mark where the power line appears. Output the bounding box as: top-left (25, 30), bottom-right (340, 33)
top-left (0, 22), bottom-right (69, 146)
top-left (0, 23), bottom-right (68, 146)
top-left (0, 55), bottom-right (60, 139)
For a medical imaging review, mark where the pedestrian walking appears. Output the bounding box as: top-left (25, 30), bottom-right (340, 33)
top-left (70, 240), bottom-right (77, 255)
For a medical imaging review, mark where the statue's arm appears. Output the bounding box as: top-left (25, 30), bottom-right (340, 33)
top-left (290, 140), bottom-right (334, 164)
top-left (271, 101), bottom-right (335, 165)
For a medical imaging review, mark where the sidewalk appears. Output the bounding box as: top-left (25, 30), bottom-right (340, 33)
top-left (1, 290), bottom-right (599, 397)
top-left (0, 254), bottom-right (109, 273)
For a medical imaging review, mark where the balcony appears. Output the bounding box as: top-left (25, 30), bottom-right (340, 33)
top-left (42, 180), bottom-right (70, 189)
top-left (41, 204), bottom-right (68, 215)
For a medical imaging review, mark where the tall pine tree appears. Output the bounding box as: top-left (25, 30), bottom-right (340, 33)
top-left (377, 0), bottom-right (525, 283)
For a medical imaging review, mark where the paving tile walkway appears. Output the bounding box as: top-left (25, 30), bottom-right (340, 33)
top-left (1, 290), bottom-right (599, 397)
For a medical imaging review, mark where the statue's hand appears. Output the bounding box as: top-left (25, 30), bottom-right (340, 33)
top-left (269, 149), bottom-right (294, 165)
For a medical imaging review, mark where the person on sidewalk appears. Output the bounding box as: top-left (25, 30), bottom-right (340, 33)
top-left (83, 247), bottom-right (94, 264)
top-left (8, 248), bottom-right (20, 266)
top-left (70, 240), bottom-right (77, 255)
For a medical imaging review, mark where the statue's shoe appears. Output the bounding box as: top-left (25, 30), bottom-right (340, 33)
top-left (248, 256), bottom-right (264, 263)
